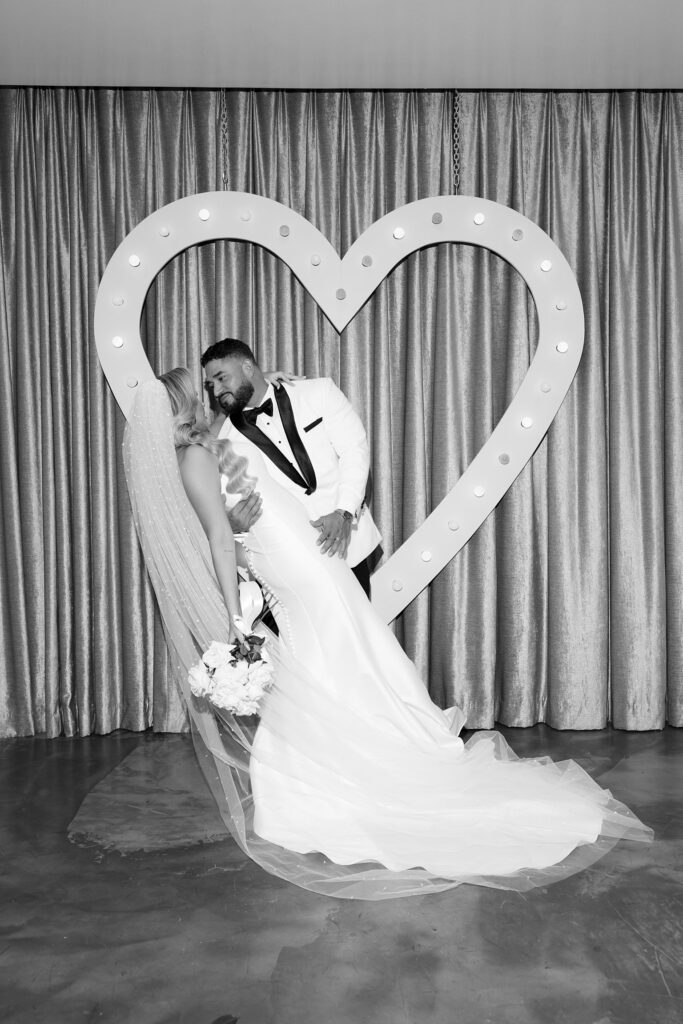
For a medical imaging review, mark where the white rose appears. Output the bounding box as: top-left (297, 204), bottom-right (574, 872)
top-left (235, 696), bottom-right (259, 716)
top-left (210, 678), bottom-right (240, 710)
top-left (248, 662), bottom-right (274, 691)
top-left (188, 662), bottom-right (212, 698)
top-left (202, 641), bottom-right (235, 671)
top-left (226, 660), bottom-right (249, 686)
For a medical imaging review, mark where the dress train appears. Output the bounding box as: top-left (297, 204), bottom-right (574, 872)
top-left (216, 455), bottom-right (652, 894)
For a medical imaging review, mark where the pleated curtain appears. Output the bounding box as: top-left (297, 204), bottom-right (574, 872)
top-left (0, 89), bottom-right (681, 737)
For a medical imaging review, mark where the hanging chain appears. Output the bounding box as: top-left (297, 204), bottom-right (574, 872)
top-left (452, 89), bottom-right (461, 196)
top-left (220, 89), bottom-right (229, 189)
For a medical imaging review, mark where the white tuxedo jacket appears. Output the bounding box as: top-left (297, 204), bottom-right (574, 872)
top-left (219, 377), bottom-right (381, 566)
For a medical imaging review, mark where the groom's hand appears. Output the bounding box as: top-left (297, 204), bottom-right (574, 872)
top-left (310, 511), bottom-right (352, 559)
top-left (227, 490), bottom-right (263, 533)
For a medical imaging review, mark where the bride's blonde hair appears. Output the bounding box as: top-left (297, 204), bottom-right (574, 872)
top-left (159, 367), bottom-right (256, 494)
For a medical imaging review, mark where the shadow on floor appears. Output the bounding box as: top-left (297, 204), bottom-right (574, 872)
top-left (1, 726), bottom-right (681, 1024)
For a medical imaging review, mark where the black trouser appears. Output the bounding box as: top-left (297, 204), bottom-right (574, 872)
top-left (351, 557), bottom-right (372, 598)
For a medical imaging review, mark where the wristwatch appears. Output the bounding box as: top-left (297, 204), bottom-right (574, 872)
top-left (335, 509), bottom-right (353, 522)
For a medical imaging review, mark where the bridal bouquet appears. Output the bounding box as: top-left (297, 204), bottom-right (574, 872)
top-left (188, 635), bottom-right (274, 716)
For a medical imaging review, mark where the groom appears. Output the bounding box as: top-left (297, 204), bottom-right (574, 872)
top-left (201, 338), bottom-right (381, 595)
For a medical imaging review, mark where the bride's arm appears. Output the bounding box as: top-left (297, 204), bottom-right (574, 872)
top-left (177, 445), bottom-right (242, 633)
top-left (263, 369), bottom-right (306, 388)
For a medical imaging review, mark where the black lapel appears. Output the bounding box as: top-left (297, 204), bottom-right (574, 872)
top-left (229, 412), bottom-right (311, 493)
top-left (273, 386), bottom-right (317, 495)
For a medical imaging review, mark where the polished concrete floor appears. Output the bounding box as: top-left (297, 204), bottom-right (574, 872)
top-left (1, 725), bottom-right (682, 1024)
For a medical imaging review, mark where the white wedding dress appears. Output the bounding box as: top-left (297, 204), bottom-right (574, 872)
top-left (222, 449), bottom-right (652, 888)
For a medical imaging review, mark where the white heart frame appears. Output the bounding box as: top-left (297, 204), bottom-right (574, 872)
top-left (94, 192), bottom-right (584, 623)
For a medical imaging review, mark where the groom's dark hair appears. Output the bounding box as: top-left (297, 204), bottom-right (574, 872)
top-left (201, 338), bottom-right (257, 367)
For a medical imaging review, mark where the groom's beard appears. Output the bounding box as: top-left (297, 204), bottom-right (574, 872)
top-left (218, 380), bottom-right (254, 415)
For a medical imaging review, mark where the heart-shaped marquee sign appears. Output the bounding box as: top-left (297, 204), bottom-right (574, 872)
top-left (94, 191), bottom-right (584, 623)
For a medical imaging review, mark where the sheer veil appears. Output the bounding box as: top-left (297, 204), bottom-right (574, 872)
top-left (123, 381), bottom-right (462, 897)
top-left (122, 380), bottom-right (257, 815)
top-left (123, 381), bottom-right (650, 901)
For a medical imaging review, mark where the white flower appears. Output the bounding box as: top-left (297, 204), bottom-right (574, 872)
top-left (202, 641), bottom-right (235, 672)
top-left (194, 637), bottom-right (274, 716)
top-left (211, 680), bottom-right (241, 711)
top-left (188, 661), bottom-right (212, 698)
top-left (248, 662), bottom-right (274, 690)
top-left (215, 659), bottom-right (248, 688)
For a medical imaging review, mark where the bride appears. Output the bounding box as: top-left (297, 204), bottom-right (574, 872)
top-left (123, 369), bottom-right (652, 900)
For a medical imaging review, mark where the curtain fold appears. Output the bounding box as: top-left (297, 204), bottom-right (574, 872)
top-left (0, 88), bottom-right (681, 737)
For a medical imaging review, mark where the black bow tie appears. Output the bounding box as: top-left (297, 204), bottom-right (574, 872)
top-left (244, 397), bottom-right (274, 424)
